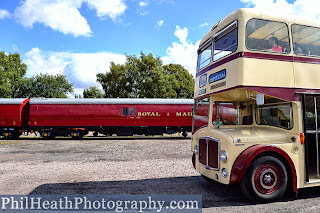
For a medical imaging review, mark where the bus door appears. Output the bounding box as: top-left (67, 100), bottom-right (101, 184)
top-left (302, 95), bottom-right (320, 182)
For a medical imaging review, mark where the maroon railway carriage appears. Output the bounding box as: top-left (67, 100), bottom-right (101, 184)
top-left (0, 98), bottom-right (29, 139)
top-left (26, 98), bottom-right (193, 138)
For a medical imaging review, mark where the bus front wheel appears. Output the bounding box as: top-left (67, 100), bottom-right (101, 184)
top-left (240, 156), bottom-right (287, 203)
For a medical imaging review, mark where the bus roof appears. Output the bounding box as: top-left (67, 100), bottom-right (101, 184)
top-left (195, 8), bottom-right (320, 101)
top-left (199, 8), bottom-right (320, 48)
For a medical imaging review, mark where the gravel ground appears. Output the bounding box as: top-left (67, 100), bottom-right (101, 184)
top-left (1, 135), bottom-right (320, 212)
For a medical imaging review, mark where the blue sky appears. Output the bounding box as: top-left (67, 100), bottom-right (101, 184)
top-left (0, 0), bottom-right (318, 95)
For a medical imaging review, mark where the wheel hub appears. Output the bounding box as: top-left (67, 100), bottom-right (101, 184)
top-left (263, 174), bottom-right (272, 184)
top-left (254, 164), bottom-right (281, 194)
top-left (260, 168), bottom-right (277, 190)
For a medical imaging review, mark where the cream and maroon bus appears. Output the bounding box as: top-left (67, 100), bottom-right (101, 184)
top-left (191, 8), bottom-right (320, 202)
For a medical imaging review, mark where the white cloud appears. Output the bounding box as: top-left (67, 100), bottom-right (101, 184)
top-left (23, 48), bottom-right (126, 95)
top-left (13, 0), bottom-right (127, 37)
top-left (14, 0), bottom-right (92, 37)
top-left (0, 9), bottom-right (10, 19)
top-left (85, 0), bottom-right (127, 20)
top-left (156, 20), bottom-right (164, 27)
top-left (137, 10), bottom-right (150, 16)
top-left (174, 26), bottom-right (188, 44)
top-left (63, 52), bottom-right (126, 90)
top-left (139, 1), bottom-right (149, 7)
top-left (241, 0), bottom-right (320, 21)
top-left (199, 22), bottom-right (208, 27)
top-left (162, 26), bottom-right (200, 77)
top-left (24, 48), bottom-right (69, 77)
top-left (12, 44), bottom-right (20, 53)
top-left (159, 0), bottom-right (175, 4)
top-left (137, 1), bottom-right (150, 16)
top-left (292, 0), bottom-right (320, 20)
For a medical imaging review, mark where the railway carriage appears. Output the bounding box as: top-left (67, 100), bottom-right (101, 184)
top-left (28, 98), bottom-right (193, 138)
top-left (0, 98), bottom-right (193, 139)
top-left (0, 98), bottom-right (29, 139)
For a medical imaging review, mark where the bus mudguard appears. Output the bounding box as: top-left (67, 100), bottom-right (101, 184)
top-left (230, 144), bottom-right (297, 193)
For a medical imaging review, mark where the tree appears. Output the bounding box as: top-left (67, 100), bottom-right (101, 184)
top-left (97, 62), bottom-right (130, 98)
top-left (97, 52), bottom-right (195, 98)
top-left (163, 64), bottom-right (194, 98)
top-left (83, 86), bottom-right (104, 98)
top-left (0, 51), bottom-right (27, 98)
top-left (0, 51), bottom-right (74, 98)
top-left (17, 73), bottom-right (74, 98)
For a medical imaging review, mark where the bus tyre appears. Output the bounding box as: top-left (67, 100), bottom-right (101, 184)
top-left (240, 156), bottom-right (287, 203)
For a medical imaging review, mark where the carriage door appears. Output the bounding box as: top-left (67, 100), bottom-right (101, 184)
top-left (118, 106), bottom-right (134, 136)
top-left (302, 95), bottom-right (320, 182)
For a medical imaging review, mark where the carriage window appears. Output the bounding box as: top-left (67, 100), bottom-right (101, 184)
top-left (292, 24), bottom-right (320, 56)
top-left (129, 107), bottom-right (135, 116)
top-left (213, 21), bottom-right (238, 61)
top-left (123, 107), bottom-right (128, 116)
top-left (246, 19), bottom-right (289, 53)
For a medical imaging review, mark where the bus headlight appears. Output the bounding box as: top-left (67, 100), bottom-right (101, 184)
top-left (222, 168), bottom-right (228, 178)
top-left (220, 150), bottom-right (227, 162)
top-left (194, 145), bottom-right (198, 154)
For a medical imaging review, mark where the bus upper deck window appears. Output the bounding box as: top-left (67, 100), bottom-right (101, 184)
top-left (197, 40), bottom-right (212, 71)
top-left (213, 21), bottom-right (238, 61)
top-left (246, 19), bottom-right (289, 54)
top-left (292, 24), bottom-right (320, 57)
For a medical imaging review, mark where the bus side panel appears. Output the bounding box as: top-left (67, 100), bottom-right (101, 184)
top-left (195, 56), bottom-right (240, 98)
top-left (294, 61), bottom-right (320, 89)
top-left (241, 56), bottom-right (294, 88)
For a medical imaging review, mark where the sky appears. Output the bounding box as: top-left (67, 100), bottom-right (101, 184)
top-left (0, 0), bottom-right (320, 96)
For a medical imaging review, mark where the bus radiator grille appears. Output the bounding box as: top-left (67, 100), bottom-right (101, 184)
top-left (199, 138), bottom-right (219, 169)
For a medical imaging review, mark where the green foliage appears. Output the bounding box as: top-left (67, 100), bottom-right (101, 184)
top-left (97, 52), bottom-right (195, 98)
top-left (1, 50), bottom-right (194, 99)
top-left (163, 64), bottom-right (195, 98)
top-left (74, 94), bottom-right (82, 98)
top-left (18, 73), bottom-right (74, 98)
top-left (0, 51), bottom-right (27, 98)
top-left (83, 86), bottom-right (104, 98)
top-left (97, 62), bottom-right (129, 98)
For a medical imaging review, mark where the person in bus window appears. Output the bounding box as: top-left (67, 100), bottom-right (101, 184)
top-left (283, 43), bottom-right (290, 53)
top-left (294, 44), bottom-right (303, 55)
top-left (268, 36), bottom-right (282, 52)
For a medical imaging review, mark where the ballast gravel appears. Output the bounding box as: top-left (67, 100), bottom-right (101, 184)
top-left (1, 134), bottom-right (320, 212)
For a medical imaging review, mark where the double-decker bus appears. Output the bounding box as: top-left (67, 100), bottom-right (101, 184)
top-left (191, 8), bottom-right (320, 202)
